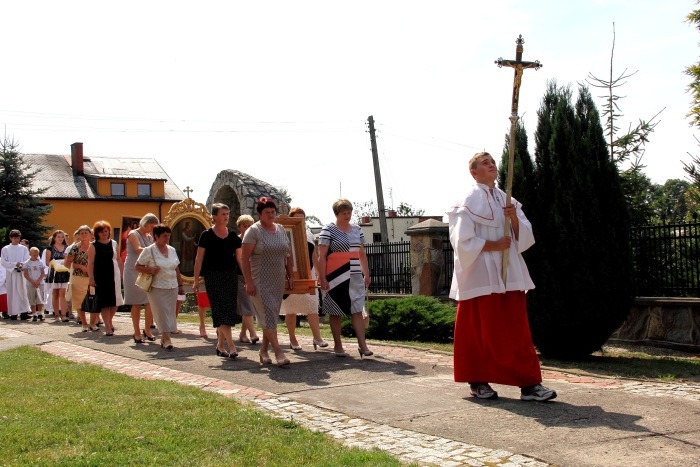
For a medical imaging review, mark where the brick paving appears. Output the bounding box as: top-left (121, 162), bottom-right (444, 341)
top-left (1, 320), bottom-right (699, 466)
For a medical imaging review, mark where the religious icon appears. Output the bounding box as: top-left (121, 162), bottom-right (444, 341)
top-left (162, 196), bottom-right (212, 284)
top-left (171, 218), bottom-right (205, 277)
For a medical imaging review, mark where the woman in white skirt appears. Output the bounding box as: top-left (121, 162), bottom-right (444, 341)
top-left (135, 224), bottom-right (184, 350)
top-left (279, 207), bottom-right (328, 351)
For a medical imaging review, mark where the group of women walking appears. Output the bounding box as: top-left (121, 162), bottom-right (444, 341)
top-left (191, 196), bottom-right (373, 366)
top-left (43, 195), bottom-right (373, 366)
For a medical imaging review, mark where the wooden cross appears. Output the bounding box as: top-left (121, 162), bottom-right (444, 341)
top-left (183, 186), bottom-right (193, 199)
top-left (495, 35), bottom-right (542, 283)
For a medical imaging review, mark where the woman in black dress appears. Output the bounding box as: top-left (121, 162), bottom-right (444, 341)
top-left (87, 220), bottom-right (124, 335)
top-left (192, 203), bottom-right (241, 359)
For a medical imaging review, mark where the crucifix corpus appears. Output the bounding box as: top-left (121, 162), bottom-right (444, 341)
top-left (494, 34), bottom-right (542, 283)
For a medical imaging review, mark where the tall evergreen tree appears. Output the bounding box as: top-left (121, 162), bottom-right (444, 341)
top-left (526, 83), bottom-right (633, 359)
top-left (497, 120), bottom-right (535, 210)
top-left (0, 138), bottom-right (52, 246)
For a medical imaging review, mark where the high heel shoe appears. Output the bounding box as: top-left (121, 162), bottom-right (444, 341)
top-left (239, 336), bottom-right (252, 344)
top-left (133, 335), bottom-right (145, 343)
top-left (358, 348), bottom-right (374, 358)
top-left (258, 351), bottom-right (272, 365)
top-left (161, 341), bottom-right (173, 350)
top-left (142, 330), bottom-right (156, 342)
top-left (334, 349), bottom-right (348, 358)
top-left (312, 339), bottom-right (329, 350)
top-left (229, 351), bottom-right (239, 360)
top-left (250, 336), bottom-right (260, 345)
top-left (275, 355), bottom-right (291, 367)
top-left (290, 343), bottom-right (302, 351)
top-left (216, 348), bottom-right (230, 358)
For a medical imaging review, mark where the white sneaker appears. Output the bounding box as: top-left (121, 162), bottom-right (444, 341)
top-left (521, 384), bottom-right (557, 401)
top-left (470, 383), bottom-right (498, 399)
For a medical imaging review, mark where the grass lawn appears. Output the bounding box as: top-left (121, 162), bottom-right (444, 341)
top-left (0, 346), bottom-right (401, 466)
top-left (176, 312), bottom-right (700, 383)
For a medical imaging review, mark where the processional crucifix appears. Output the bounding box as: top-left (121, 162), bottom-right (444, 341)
top-left (494, 35), bottom-right (542, 282)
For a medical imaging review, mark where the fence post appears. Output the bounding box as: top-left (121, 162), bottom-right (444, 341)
top-left (405, 219), bottom-right (449, 296)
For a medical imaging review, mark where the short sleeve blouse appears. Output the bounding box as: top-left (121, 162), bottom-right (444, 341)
top-left (198, 228), bottom-right (242, 273)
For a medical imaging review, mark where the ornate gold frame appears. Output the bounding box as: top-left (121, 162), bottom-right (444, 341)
top-left (162, 198), bottom-right (212, 285)
top-left (277, 214), bottom-right (317, 295)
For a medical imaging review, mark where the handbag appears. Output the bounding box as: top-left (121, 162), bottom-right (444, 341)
top-left (81, 286), bottom-right (98, 313)
top-left (65, 282), bottom-right (72, 302)
top-left (135, 247), bottom-right (155, 292)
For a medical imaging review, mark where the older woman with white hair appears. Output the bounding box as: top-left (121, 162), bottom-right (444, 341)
top-left (123, 213), bottom-right (159, 343)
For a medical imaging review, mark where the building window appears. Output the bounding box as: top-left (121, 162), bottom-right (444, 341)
top-left (111, 183), bottom-right (125, 196)
top-left (373, 233), bottom-right (383, 243)
top-left (137, 183), bottom-right (151, 197)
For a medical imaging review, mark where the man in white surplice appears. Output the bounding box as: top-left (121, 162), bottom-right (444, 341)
top-left (1, 229), bottom-right (31, 319)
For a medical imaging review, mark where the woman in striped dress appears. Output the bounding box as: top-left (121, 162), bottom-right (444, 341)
top-left (317, 198), bottom-right (373, 358)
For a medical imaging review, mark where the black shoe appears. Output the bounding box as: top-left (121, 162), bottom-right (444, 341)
top-left (20, 312), bottom-right (30, 320)
top-left (38, 315), bottom-right (45, 321)
top-left (2, 313), bottom-right (9, 319)
top-left (142, 330), bottom-right (156, 342)
top-left (32, 315), bottom-right (38, 322)
top-left (10, 315), bottom-right (17, 320)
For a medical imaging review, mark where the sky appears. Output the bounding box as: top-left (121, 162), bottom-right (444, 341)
top-left (1, 1), bottom-right (698, 225)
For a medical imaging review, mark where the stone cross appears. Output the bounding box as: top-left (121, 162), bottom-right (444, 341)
top-left (495, 35), bottom-right (542, 282)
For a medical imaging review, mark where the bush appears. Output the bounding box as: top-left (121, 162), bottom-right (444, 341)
top-left (341, 296), bottom-right (455, 343)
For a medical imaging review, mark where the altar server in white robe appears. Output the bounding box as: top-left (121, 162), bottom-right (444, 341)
top-left (0, 229), bottom-right (31, 318)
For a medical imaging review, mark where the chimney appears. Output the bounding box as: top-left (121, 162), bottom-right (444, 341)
top-left (70, 142), bottom-right (84, 175)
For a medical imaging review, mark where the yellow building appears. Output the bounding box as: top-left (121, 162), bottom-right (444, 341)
top-left (26, 142), bottom-right (184, 253)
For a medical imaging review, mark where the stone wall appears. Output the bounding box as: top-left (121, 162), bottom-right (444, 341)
top-left (610, 298), bottom-right (700, 351)
top-left (205, 170), bottom-right (290, 229)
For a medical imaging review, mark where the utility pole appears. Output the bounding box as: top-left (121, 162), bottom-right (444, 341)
top-left (368, 115), bottom-right (388, 243)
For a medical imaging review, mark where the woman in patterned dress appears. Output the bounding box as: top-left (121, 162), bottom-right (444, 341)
top-left (65, 225), bottom-right (93, 331)
top-left (241, 197), bottom-right (293, 367)
top-left (317, 198), bottom-right (373, 358)
top-left (45, 230), bottom-right (71, 321)
top-left (235, 215), bottom-right (260, 344)
top-left (124, 213), bottom-right (159, 343)
top-left (88, 221), bottom-right (124, 336)
top-left (192, 203), bottom-right (241, 359)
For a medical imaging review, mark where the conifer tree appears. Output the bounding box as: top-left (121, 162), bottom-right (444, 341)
top-left (525, 83), bottom-right (633, 359)
top-left (0, 138), bottom-right (52, 246)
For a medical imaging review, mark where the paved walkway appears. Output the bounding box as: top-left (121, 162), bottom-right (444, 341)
top-left (1, 316), bottom-right (699, 466)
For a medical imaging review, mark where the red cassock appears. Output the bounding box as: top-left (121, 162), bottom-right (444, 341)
top-left (453, 291), bottom-right (541, 386)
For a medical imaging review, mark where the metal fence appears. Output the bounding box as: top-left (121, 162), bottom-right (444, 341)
top-left (440, 221), bottom-right (700, 298)
top-left (365, 241), bottom-right (412, 294)
top-left (364, 219), bottom-right (700, 298)
top-left (630, 220), bottom-right (700, 297)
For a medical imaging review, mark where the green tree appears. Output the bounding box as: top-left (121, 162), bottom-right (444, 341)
top-left (686, 3), bottom-right (700, 127)
top-left (0, 137), bottom-right (52, 246)
top-left (651, 179), bottom-right (690, 222)
top-left (526, 82), bottom-right (633, 359)
top-left (586, 23), bottom-right (662, 227)
top-left (395, 202), bottom-right (424, 216)
top-left (497, 120), bottom-right (535, 210)
top-left (619, 167), bottom-right (657, 226)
